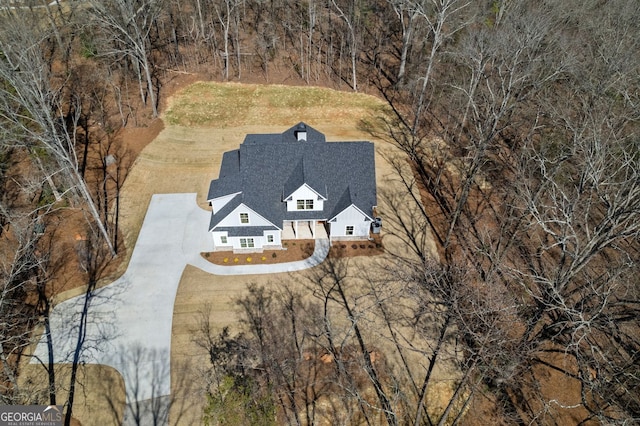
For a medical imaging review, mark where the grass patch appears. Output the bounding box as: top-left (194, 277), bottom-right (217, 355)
top-left (165, 82), bottom-right (384, 128)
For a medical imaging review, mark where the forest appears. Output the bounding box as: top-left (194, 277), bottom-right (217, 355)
top-left (1, 0), bottom-right (639, 425)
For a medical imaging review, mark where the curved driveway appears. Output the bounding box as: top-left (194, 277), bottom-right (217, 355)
top-left (32, 193), bottom-right (329, 404)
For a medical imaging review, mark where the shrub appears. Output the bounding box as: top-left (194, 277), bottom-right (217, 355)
top-left (272, 252), bottom-right (277, 258)
top-left (359, 244), bottom-right (366, 249)
top-left (234, 258), bottom-right (239, 263)
top-left (351, 244), bottom-right (358, 249)
top-left (247, 257), bottom-right (252, 262)
top-left (223, 258), bottom-right (229, 263)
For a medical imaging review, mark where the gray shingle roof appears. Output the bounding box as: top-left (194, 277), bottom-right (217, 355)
top-left (207, 150), bottom-right (241, 200)
top-left (215, 226), bottom-right (279, 237)
top-left (208, 123), bottom-right (376, 233)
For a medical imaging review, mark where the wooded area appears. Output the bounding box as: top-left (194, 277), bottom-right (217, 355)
top-left (1, 0), bottom-right (638, 425)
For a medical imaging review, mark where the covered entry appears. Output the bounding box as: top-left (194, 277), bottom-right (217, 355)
top-left (282, 220), bottom-right (328, 239)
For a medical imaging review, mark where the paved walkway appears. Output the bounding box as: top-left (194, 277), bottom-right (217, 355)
top-left (32, 193), bottom-right (329, 406)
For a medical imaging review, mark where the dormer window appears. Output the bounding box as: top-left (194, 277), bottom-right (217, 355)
top-left (240, 212), bottom-right (249, 223)
top-left (297, 199), bottom-right (314, 210)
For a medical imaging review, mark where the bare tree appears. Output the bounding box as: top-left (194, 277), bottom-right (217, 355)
top-left (387, 0), bottom-right (420, 83)
top-left (330, 0), bottom-right (363, 91)
top-left (86, 0), bottom-right (166, 118)
top-left (0, 7), bottom-right (116, 255)
top-left (372, 0), bottom-right (640, 422)
top-left (194, 300), bottom-right (276, 425)
top-left (0, 208), bottom-right (45, 405)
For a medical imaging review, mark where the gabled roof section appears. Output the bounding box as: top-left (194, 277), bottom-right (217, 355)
top-left (283, 157), bottom-right (327, 200)
top-left (282, 122), bottom-right (326, 143)
top-left (329, 186), bottom-right (372, 222)
top-left (283, 157), bottom-right (305, 199)
top-left (208, 150), bottom-right (241, 201)
top-left (330, 186), bottom-right (353, 220)
top-left (208, 194), bottom-right (242, 231)
top-left (242, 122), bottom-right (326, 145)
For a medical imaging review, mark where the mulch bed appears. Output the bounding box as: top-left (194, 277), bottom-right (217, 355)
top-left (202, 236), bottom-right (384, 266)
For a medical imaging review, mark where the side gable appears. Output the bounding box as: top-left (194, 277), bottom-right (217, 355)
top-left (242, 122), bottom-right (326, 146)
top-left (210, 192), bottom-right (242, 214)
top-left (285, 184), bottom-right (326, 213)
top-left (285, 184), bottom-right (327, 202)
top-left (329, 203), bottom-right (372, 238)
top-left (208, 149), bottom-right (241, 201)
top-left (281, 122), bottom-right (326, 143)
top-left (210, 202), bottom-right (279, 231)
top-left (330, 204), bottom-right (371, 223)
top-left (329, 186), bottom-right (372, 222)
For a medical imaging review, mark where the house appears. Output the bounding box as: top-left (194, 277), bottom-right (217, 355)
top-left (207, 123), bottom-right (378, 252)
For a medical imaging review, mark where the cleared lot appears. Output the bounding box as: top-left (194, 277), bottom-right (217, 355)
top-left (24, 82), bottom-right (440, 425)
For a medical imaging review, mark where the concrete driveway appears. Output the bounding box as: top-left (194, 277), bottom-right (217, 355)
top-left (31, 193), bottom-right (329, 416)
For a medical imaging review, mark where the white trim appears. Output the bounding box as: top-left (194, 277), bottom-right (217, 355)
top-left (211, 203), bottom-right (282, 231)
top-left (240, 238), bottom-right (255, 248)
top-left (329, 203), bottom-right (373, 222)
top-left (285, 183), bottom-right (327, 202)
top-left (208, 191), bottom-right (242, 213)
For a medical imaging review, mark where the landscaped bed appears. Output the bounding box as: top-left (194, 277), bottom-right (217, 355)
top-left (201, 237), bottom-right (384, 265)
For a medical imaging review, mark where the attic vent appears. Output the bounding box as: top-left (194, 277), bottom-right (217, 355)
top-left (295, 123), bottom-right (307, 141)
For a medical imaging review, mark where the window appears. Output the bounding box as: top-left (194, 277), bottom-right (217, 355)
top-left (240, 238), bottom-right (255, 248)
top-left (240, 213), bottom-right (249, 223)
top-left (345, 225), bottom-right (354, 236)
top-left (220, 236), bottom-right (228, 244)
top-left (267, 235), bottom-right (274, 243)
top-left (297, 199), bottom-right (314, 210)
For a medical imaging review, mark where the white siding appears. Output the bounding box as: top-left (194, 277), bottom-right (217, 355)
top-left (264, 230), bottom-right (282, 247)
top-left (211, 231), bottom-right (232, 250)
top-left (211, 218), bottom-right (283, 251)
top-left (229, 236), bottom-right (259, 250)
top-left (285, 184), bottom-right (325, 212)
top-left (330, 205), bottom-right (372, 239)
top-left (215, 203), bottom-right (274, 227)
top-left (209, 192), bottom-right (241, 213)
top-left (220, 231), bottom-right (282, 252)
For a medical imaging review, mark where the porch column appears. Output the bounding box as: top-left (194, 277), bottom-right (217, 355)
top-left (295, 221), bottom-right (299, 238)
top-left (311, 220), bottom-right (316, 238)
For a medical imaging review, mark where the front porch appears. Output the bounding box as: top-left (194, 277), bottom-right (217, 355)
top-left (282, 220), bottom-right (328, 240)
